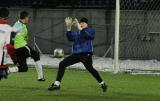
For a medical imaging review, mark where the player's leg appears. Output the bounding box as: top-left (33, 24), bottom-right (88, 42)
top-left (0, 48), bottom-right (8, 80)
top-left (56, 55), bottom-right (80, 82)
top-left (9, 47), bottom-right (29, 72)
top-left (6, 44), bottom-right (17, 64)
top-left (48, 55), bottom-right (80, 91)
top-left (80, 54), bottom-right (107, 92)
top-left (28, 46), bottom-right (45, 81)
top-left (16, 56), bottom-right (28, 72)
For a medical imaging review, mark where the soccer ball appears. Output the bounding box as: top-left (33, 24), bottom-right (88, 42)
top-left (53, 48), bottom-right (64, 58)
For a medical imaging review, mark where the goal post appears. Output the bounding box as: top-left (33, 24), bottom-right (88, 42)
top-left (114, 0), bottom-right (120, 73)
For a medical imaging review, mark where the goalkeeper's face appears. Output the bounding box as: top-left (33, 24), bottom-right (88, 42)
top-left (80, 22), bottom-right (88, 29)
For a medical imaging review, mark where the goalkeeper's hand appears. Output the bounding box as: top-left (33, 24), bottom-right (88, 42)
top-left (65, 17), bottom-right (74, 31)
top-left (74, 18), bottom-right (82, 31)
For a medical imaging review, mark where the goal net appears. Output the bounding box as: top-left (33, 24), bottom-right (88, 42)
top-left (117, 0), bottom-right (160, 73)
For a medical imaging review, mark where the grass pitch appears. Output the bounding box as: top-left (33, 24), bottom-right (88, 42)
top-left (0, 68), bottom-right (160, 101)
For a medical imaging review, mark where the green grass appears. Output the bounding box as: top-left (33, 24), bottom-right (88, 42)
top-left (0, 68), bottom-right (160, 101)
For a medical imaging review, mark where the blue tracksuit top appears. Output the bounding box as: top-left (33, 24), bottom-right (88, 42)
top-left (66, 27), bottom-right (95, 54)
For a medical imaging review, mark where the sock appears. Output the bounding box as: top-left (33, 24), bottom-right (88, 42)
top-left (54, 81), bottom-right (60, 86)
top-left (99, 81), bottom-right (105, 85)
top-left (8, 66), bottom-right (19, 73)
top-left (35, 61), bottom-right (44, 78)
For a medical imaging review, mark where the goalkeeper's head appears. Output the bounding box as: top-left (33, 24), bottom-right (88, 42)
top-left (79, 17), bottom-right (88, 29)
top-left (0, 8), bottom-right (9, 19)
top-left (19, 11), bottom-right (29, 24)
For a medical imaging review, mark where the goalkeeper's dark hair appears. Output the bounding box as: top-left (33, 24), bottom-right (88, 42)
top-left (80, 17), bottom-right (88, 24)
top-left (0, 8), bottom-right (9, 19)
top-left (19, 11), bottom-right (29, 19)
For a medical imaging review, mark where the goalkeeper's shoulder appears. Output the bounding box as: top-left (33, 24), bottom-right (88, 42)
top-left (83, 27), bottom-right (95, 34)
top-left (88, 27), bottom-right (95, 31)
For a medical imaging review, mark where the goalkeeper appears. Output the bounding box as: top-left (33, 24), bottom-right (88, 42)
top-left (48, 17), bottom-right (107, 92)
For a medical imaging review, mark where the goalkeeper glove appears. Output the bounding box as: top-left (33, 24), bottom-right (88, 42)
top-left (74, 18), bottom-right (82, 31)
top-left (65, 17), bottom-right (73, 31)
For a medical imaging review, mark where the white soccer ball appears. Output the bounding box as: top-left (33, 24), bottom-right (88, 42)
top-left (53, 48), bottom-right (64, 58)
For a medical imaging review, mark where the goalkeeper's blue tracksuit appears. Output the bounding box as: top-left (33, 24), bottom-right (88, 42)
top-left (66, 27), bottom-right (95, 54)
top-left (55, 27), bottom-right (103, 83)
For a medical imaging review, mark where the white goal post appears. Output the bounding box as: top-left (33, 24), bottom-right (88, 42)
top-left (114, 0), bottom-right (120, 73)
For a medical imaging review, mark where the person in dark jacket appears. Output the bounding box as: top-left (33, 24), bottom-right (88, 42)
top-left (48, 17), bottom-right (107, 92)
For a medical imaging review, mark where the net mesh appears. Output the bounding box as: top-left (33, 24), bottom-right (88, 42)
top-left (119, 0), bottom-right (160, 60)
top-left (118, 0), bottom-right (160, 73)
